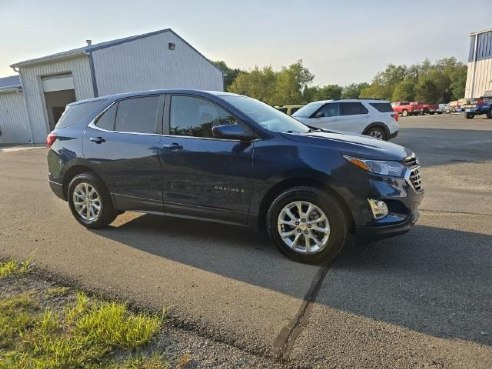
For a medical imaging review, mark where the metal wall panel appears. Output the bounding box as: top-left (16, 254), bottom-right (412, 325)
top-left (0, 91), bottom-right (31, 144)
top-left (465, 59), bottom-right (492, 98)
top-left (20, 56), bottom-right (95, 143)
top-left (91, 32), bottom-right (223, 96)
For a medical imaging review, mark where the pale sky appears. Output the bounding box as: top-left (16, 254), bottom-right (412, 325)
top-left (1, 0), bottom-right (490, 86)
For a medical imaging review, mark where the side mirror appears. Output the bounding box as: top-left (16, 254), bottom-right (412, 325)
top-left (212, 124), bottom-right (255, 141)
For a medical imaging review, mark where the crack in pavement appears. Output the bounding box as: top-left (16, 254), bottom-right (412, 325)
top-left (272, 262), bottom-right (331, 361)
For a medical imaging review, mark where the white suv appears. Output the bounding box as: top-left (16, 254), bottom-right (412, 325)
top-left (292, 99), bottom-right (399, 140)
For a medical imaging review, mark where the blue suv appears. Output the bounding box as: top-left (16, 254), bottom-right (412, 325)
top-left (47, 90), bottom-right (423, 263)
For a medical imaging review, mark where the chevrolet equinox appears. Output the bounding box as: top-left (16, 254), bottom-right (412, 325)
top-left (47, 90), bottom-right (423, 263)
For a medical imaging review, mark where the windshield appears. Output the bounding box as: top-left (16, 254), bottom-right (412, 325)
top-left (292, 101), bottom-right (324, 118)
top-left (222, 95), bottom-right (310, 133)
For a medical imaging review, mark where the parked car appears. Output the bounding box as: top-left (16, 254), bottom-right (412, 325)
top-left (462, 95), bottom-right (492, 119)
top-left (47, 90), bottom-right (423, 263)
top-left (392, 101), bottom-right (424, 116)
top-left (275, 104), bottom-right (304, 116)
top-left (292, 99), bottom-right (398, 140)
top-left (436, 104), bottom-right (448, 114)
top-left (422, 103), bottom-right (439, 115)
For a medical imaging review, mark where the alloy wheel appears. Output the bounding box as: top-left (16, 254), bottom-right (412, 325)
top-left (277, 201), bottom-right (330, 254)
top-left (72, 182), bottom-right (102, 221)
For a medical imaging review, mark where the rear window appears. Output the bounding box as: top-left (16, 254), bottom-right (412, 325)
top-left (55, 100), bottom-right (106, 129)
top-left (370, 103), bottom-right (394, 113)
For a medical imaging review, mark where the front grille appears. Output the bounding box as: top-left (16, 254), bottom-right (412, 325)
top-left (403, 155), bottom-right (424, 193)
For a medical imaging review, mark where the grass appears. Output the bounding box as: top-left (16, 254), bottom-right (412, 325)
top-left (0, 259), bottom-right (30, 278)
top-left (0, 260), bottom-right (168, 369)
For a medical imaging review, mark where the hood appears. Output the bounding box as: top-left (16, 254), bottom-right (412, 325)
top-left (282, 131), bottom-right (413, 161)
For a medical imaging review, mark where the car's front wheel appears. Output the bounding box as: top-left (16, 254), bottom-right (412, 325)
top-left (465, 112), bottom-right (475, 119)
top-left (365, 126), bottom-right (387, 140)
top-left (267, 187), bottom-right (348, 264)
top-left (67, 173), bottom-right (117, 228)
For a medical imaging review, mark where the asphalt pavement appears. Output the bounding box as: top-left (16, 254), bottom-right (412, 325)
top-left (0, 114), bottom-right (491, 368)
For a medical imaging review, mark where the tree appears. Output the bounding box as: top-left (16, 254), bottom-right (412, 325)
top-left (415, 79), bottom-right (440, 104)
top-left (228, 60), bottom-right (313, 105)
top-left (392, 80), bottom-right (415, 101)
top-left (212, 60), bottom-right (242, 90)
top-left (342, 83), bottom-right (369, 99)
top-left (359, 83), bottom-right (389, 100)
top-left (314, 84), bottom-right (342, 100)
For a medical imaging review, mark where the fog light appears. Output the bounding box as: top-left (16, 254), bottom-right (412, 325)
top-left (368, 199), bottom-right (389, 219)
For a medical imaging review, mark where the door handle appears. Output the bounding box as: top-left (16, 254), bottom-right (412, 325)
top-left (162, 143), bottom-right (183, 150)
top-left (90, 137), bottom-right (105, 144)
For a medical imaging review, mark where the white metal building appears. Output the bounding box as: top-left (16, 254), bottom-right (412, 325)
top-left (0, 28), bottom-right (224, 144)
top-left (465, 28), bottom-right (492, 98)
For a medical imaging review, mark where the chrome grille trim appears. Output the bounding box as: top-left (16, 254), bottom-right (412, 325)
top-left (403, 154), bottom-right (424, 193)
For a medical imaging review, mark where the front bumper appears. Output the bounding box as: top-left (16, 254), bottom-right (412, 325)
top-left (356, 209), bottom-right (419, 243)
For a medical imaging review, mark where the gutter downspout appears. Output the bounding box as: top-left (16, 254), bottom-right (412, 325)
top-left (86, 52), bottom-right (99, 97)
top-left (11, 66), bottom-right (35, 144)
top-left (470, 33), bottom-right (479, 98)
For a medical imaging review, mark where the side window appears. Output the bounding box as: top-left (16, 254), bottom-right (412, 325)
top-left (170, 96), bottom-right (236, 138)
top-left (340, 102), bottom-right (368, 115)
top-left (316, 103), bottom-right (339, 118)
top-left (94, 104), bottom-right (117, 131)
top-left (114, 96), bottom-right (159, 134)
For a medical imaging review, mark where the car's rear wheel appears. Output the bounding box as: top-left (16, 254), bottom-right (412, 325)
top-left (466, 112), bottom-right (475, 119)
top-left (365, 126), bottom-right (387, 140)
top-left (67, 173), bottom-right (117, 228)
top-left (267, 187), bottom-right (348, 264)
top-left (486, 109), bottom-right (492, 119)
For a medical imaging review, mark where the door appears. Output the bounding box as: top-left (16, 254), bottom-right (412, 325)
top-left (159, 94), bottom-right (254, 224)
top-left (83, 94), bottom-right (164, 211)
top-left (338, 102), bottom-right (370, 134)
top-left (308, 102), bottom-right (344, 130)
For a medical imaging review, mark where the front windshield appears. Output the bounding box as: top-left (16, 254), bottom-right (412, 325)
top-left (292, 102), bottom-right (324, 118)
top-left (222, 95), bottom-right (310, 133)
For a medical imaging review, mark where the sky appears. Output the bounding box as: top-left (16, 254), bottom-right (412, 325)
top-left (0, 0), bottom-right (490, 86)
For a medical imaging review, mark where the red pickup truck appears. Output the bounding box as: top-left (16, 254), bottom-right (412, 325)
top-left (392, 101), bottom-right (439, 116)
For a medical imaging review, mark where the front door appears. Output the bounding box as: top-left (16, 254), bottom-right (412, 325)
top-left (159, 94), bottom-right (253, 224)
top-left (83, 94), bottom-right (164, 211)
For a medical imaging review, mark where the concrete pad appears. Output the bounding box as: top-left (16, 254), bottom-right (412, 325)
top-left (0, 150), bottom-right (319, 356)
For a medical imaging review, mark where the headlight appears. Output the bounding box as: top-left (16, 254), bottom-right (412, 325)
top-left (343, 155), bottom-right (406, 177)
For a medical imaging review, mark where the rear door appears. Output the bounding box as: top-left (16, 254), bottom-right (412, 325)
top-left (158, 94), bottom-right (253, 224)
top-left (83, 94), bottom-right (164, 211)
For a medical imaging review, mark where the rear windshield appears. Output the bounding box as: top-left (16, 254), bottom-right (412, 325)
top-left (292, 102), bottom-right (324, 118)
top-left (56, 100), bottom-right (107, 129)
top-left (370, 102), bottom-right (394, 113)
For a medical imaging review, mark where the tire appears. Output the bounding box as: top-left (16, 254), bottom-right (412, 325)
top-left (364, 126), bottom-right (388, 140)
top-left (402, 110), bottom-right (408, 117)
top-left (67, 173), bottom-right (117, 228)
top-left (465, 112), bottom-right (475, 119)
top-left (486, 109), bottom-right (492, 119)
top-left (266, 187), bottom-right (348, 264)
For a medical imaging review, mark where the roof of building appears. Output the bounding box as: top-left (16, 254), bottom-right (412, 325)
top-left (0, 75), bottom-right (21, 93)
top-left (10, 28), bottom-right (224, 75)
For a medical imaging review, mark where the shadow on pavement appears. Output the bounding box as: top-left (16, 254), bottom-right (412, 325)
top-left (93, 214), bottom-right (492, 346)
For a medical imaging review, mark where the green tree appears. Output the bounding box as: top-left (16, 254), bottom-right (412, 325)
top-left (341, 83), bottom-right (369, 99)
top-left (314, 84), bottom-right (342, 100)
top-left (359, 83), bottom-right (389, 100)
top-left (415, 79), bottom-right (440, 104)
top-left (229, 66), bottom-right (276, 104)
top-left (392, 80), bottom-right (415, 101)
top-left (212, 61), bottom-right (242, 90)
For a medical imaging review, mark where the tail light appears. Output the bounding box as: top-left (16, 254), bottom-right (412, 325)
top-left (391, 113), bottom-right (399, 122)
top-left (46, 132), bottom-right (57, 148)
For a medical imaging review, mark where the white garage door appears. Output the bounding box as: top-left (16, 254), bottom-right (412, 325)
top-left (42, 74), bottom-right (74, 92)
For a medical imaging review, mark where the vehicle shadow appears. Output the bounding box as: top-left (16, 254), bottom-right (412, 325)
top-left (93, 214), bottom-right (492, 346)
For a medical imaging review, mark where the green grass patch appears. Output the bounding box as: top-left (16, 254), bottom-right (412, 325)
top-left (44, 286), bottom-right (71, 298)
top-left (0, 289), bottom-right (166, 368)
top-left (0, 259), bottom-right (30, 278)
